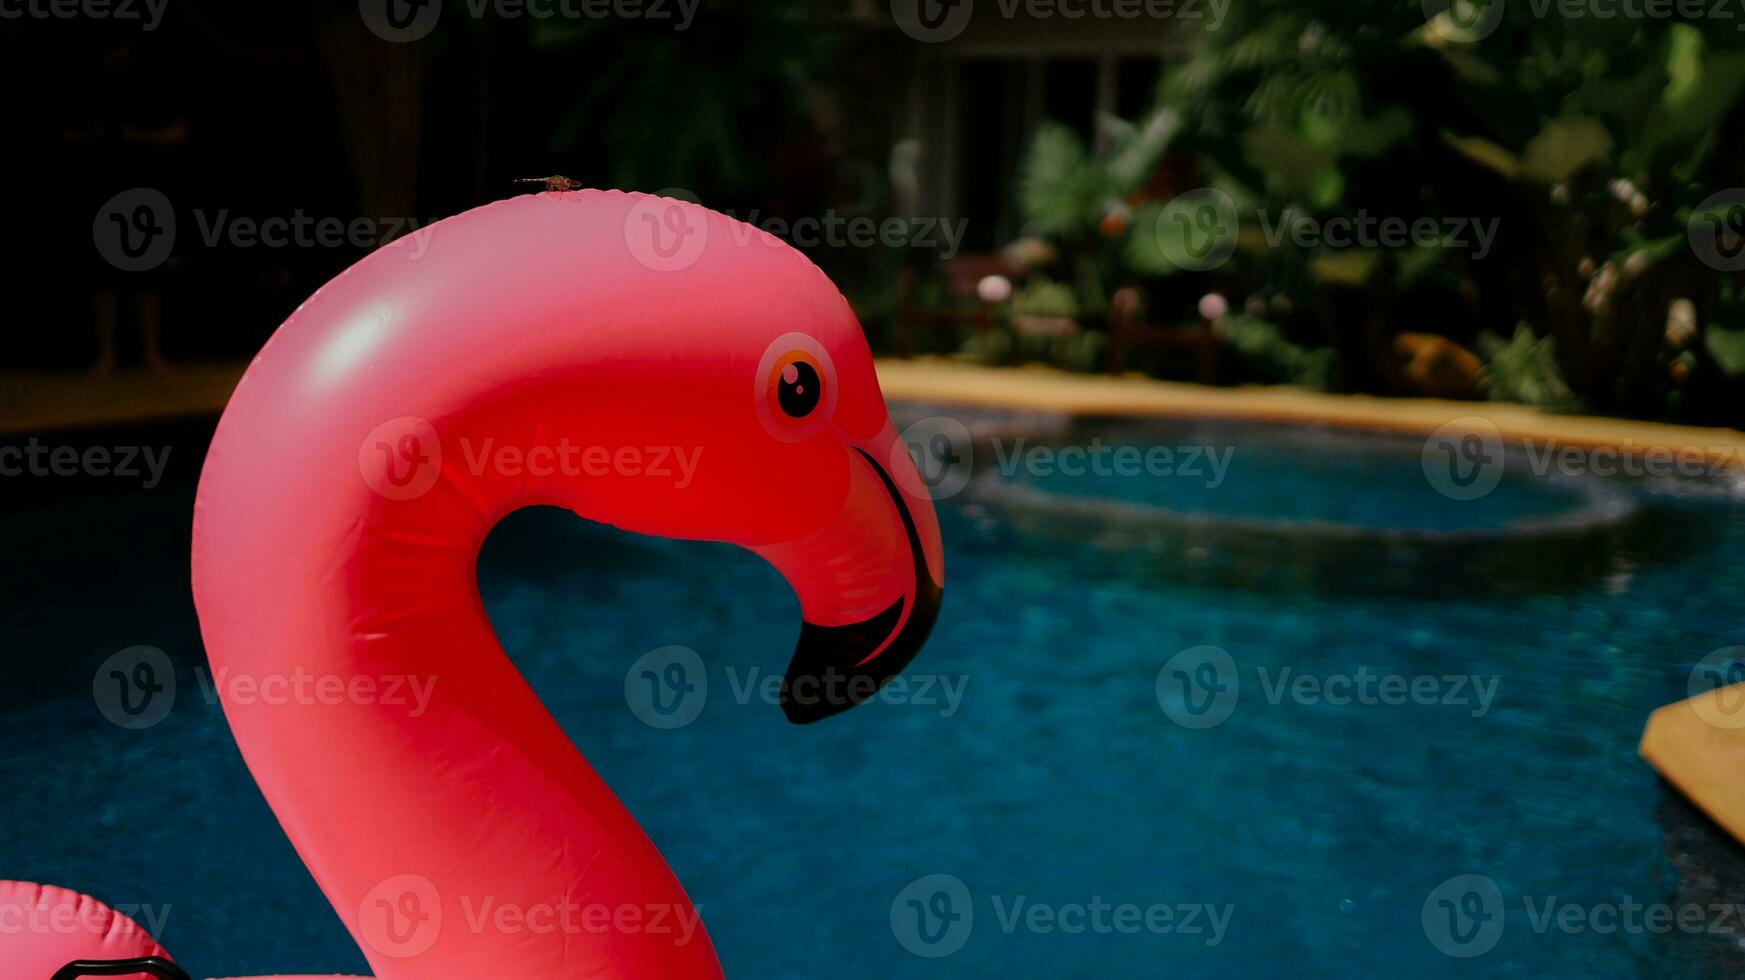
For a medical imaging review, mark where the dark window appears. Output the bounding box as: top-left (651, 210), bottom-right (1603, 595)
top-left (1117, 57), bottom-right (1162, 119)
top-left (956, 60), bottom-right (1008, 252)
top-left (1043, 58), bottom-right (1098, 144)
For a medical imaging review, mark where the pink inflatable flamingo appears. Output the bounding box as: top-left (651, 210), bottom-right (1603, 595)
top-left (11, 190), bottom-right (943, 979)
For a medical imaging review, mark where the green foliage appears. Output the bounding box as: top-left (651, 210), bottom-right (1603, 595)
top-left (1010, 277), bottom-right (1080, 319)
top-left (1705, 326), bottom-right (1745, 377)
top-left (1217, 315), bottom-right (1339, 390)
top-left (964, 321), bottom-right (1104, 374)
top-left (1122, 186), bottom-right (1246, 279)
top-left (1105, 110), bottom-right (1181, 190)
top-left (1016, 108), bottom-right (1183, 314)
top-left (1143, 10), bottom-right (1447, 306)
top-left (1017, 110), bottom-right (1180, 237)
top-left (1639, 25), bottom-right (1745, 180)
top-left (1518, 117), bottom-right (1613, 184)
top-left (1019, 123), bottom-right (1099, 237)
top-left (1135, 1), bottom-right (1745, 420)
top-left (1121, 202), bottom-right (1174, 277)
top-left (993, 2), bottom-right (1745, 417)
top-left (1053, 329), bottom-right (1108, 373)
top-left (1478, 325), bottom-right (1581, 410)
top-left (960, 328), bottom-right (1014, 367)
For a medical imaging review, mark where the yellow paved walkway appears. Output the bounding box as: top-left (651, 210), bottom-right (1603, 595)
top-left (0, 362), bottom-right (248, 434)
top-left (1641, 687), bottom-right (1745, 845)
top-left (876, 359), bottom-right (1745, 468)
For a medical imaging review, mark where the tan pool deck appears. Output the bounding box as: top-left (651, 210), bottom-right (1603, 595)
top-left (876, 359), bottom-right (1745, 468)
top-left (1640, 687), bottom-right (1745, 846)
top-left (0, 361), bottom-right (249, 434)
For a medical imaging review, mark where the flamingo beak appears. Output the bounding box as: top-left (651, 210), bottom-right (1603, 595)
top-left (752, 433), bottom-right (944, 724)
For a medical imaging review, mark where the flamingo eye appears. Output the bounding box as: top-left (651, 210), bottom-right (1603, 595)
top-left (776, 358), bottom-right (823, 418)
top-left (755, 333), bottom-right (838, 442)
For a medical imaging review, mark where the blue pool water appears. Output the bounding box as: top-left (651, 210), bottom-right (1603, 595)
top-left (4, 415), bottom-right (1745, 977)
top-left (995, 417), bottom-right (1611, 533)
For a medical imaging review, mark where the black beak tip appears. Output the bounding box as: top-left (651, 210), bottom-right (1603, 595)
top-left (781, 690), bottom-right (854, 726)
top-left (778, 587), bottom-right (940, 726)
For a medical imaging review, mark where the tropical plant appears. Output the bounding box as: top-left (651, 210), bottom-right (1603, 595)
top-left (1478, 324), bottom-right (1581, 410)
top-left (1216, 315), bottom-right (1341, 390)
top-left (1067, 0), bottom-right (1745, 422)
top-left (1015, 108), bottom-right (1181, 316)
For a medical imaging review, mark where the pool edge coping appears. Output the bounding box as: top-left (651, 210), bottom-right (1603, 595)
top-left (876, 358), bottom-right (1745, 471)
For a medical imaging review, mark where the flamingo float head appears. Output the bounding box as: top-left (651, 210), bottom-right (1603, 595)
top-left (212, 187), bottom-right (946, 724)
top-left (491, 205), bottom-right (948, 723)
top-left (174, 189), bottom-right (953, 977)
top-left (528, 192), bottom-right (945, 723)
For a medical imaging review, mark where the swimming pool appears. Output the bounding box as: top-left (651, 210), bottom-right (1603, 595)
top-left (3, 412), bottom-right (1744, 977)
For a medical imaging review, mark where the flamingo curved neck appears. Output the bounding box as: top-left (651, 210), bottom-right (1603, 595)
top-left (194, 392), bottom-right (725, 979)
